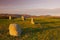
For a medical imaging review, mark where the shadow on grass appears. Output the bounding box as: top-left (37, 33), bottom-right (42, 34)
top-left (21, 26), bottom-right (60, 35)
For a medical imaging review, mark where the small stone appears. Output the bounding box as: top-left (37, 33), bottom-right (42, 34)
top-left (9, 16), bottom-right (12, 20)
top-left (31, 18), bottom-right (34, 24)
top-left (21, 16), bottom-right (24, 21)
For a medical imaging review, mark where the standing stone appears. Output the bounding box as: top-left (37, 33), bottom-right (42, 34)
top-left (9, 16), bottom-right (12, 20)
top-left (9, 23), bottom-right (22, 36)
top-left (21, 16), bottom-right (24, 21)
top-left (31, 18), bottom-right (34, 24)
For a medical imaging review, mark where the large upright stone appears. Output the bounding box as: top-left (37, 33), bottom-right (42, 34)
top-left (31, 18), bottom-right (34, 24)
top-left (9, 23), bottom-right (22, 36)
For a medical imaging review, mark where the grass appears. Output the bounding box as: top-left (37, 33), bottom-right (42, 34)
top-left (0, 17), bottom-right (60, 40)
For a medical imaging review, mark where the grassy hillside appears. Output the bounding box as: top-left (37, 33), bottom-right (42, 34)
top-left (0, 17), bottom-right (60, 40)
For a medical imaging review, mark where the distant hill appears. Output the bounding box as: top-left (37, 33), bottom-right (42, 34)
top-left (0, 14), bottom-right (31, 19)
top-left (0, 14), bottom-right (60, 19)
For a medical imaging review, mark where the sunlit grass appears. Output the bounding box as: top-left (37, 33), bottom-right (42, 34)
top-left (0, 17), bottom-right (60, 40)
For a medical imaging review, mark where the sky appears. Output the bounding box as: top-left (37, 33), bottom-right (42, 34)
top-left (0, 0), bottom-right (60, 16)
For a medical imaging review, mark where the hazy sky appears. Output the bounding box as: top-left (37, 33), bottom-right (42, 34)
top-left (0, 0), bottom-right (60, 16)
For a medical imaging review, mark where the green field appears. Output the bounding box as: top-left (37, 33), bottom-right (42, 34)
top-left (0, 17), bottom-right (60, 40)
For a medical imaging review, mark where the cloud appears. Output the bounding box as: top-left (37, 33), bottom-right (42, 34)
top-left (0, 7), bottom-right (60, 16)
top-left (20, 8), bottom-right (60, 16)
